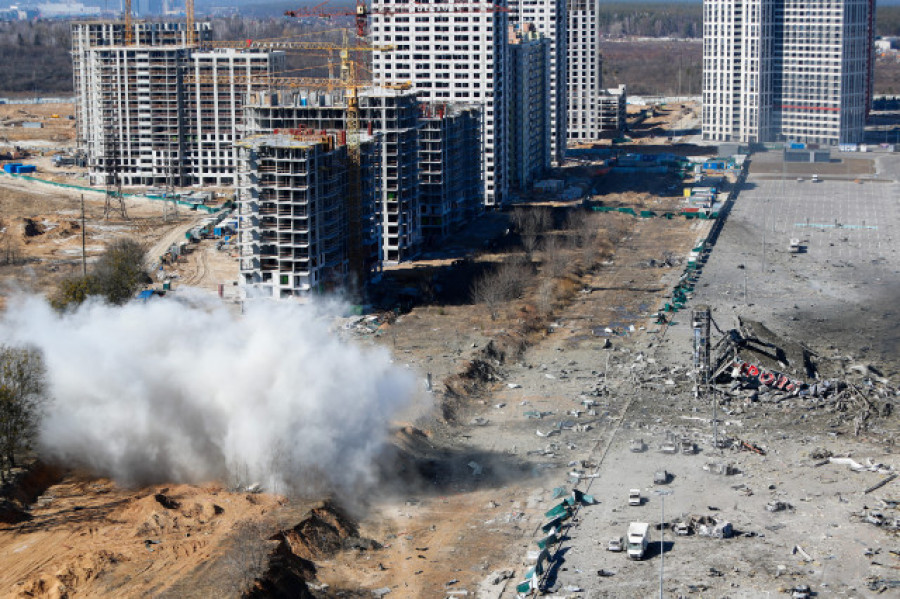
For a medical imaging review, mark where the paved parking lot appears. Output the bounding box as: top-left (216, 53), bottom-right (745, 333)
top-left (682, 151), bottom-right (900, 375)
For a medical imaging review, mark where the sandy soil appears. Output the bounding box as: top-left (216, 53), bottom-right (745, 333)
top-left (0, 103), bottom-right (75, 144)
top-left (2, 117), bottom-right (896, 598)
top-left (0, 174), bottom-right (208, 307)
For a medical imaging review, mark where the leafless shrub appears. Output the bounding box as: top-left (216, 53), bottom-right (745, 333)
top-left (218, 520), bottom-right (276, 596)
top-left (511, 207), bottom-right (552, 261)
top-left (470, 259), bottom-right (531, 320)
top-left (535, 279), bottom-right (557, 318)
top-left (540, 235), bottom-right (571, 279)
top-left (565, 211), bottom-right (599, 249)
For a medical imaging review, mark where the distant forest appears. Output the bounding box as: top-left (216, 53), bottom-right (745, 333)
top-left (3, 4), bottom-right (900, 95)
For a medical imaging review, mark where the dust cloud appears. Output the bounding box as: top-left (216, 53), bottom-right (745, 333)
top-left (0, 293), bottom-right (419, 495)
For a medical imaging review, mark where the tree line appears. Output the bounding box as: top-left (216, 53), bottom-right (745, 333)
top-left (4, 6), bottom-right (900, 96)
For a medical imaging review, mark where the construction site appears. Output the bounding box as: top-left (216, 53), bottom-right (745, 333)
top-left (0, 3), bottom-right (898, 599)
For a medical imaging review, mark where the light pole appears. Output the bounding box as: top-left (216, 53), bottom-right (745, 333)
top-left (656, 490), bottom-right (673, 598)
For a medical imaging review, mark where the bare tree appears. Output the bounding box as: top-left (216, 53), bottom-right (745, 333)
top-left (511, 207), bottom-right (552, 261)
top-left (470, 260), bottom-right (531, 320)
top-left (470, 269), bottom-right (506, 321)
top-left (0, 345), bottom-right (47, 483)
top-left (535, 279), bottom-right (556, 318)
top-left (219, 520), bottom-right (276, 596)
top-left (565, 211), bottom-right (599, 250)
top-left (540, 235), bottom-right (570, 279)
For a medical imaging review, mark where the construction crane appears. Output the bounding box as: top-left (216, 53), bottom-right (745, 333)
top-left (186, 0), bottom-right (195, 47)
top-left (123, 0), bottom-right (133, 45)
top-left (285, 0), bottom-right (369, 37)
top-left (207, 40), bottom-right (393, 53)
top-left (122, 0), bottom-right (197, 46)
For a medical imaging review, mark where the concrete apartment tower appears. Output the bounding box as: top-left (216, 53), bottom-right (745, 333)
top-left (508, 0), bottom-right (567, 166)
top-left (566, 0), bottom-right (604, 142)
top-left (371, 0), bottom-right (509, 207)
top-left (508, 24), bottom-right (551, 190)
top-left (71, 21), bottom-right (282, 186)
top-left (242, 87), bottom-right (423, 264)
top-left (702, 0), bottom-right (875, 145)
top-left (236, 133), bottom-right (351, 298)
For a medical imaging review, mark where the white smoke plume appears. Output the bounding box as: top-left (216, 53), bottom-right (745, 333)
top-left (0, 293), bottom-right (419, 494)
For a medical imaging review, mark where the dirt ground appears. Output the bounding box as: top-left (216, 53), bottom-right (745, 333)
top-left (1, 113), bottom-right (897, 599)
top-left (0, 174), bottom-right (209, 307)
top-left (0, 103), bottom-right (75, 145)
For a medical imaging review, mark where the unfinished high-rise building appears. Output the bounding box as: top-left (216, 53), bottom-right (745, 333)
top-left (243, 87), bottom-right (426, 264)
top-left (418, 103), bottom-right (483, 239)
top-left (508, 0), bottom-right (567, 166)
top-left (71, 21), bottom-right (283, 186)
top-left (236, 133), bottom-right (352, 298)
top-left (509, 24), bottom-right (551, 191)
top-left (597, 84), bottom-right (628, 136)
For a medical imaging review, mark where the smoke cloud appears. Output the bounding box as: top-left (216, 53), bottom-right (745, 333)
top-left (0, 293), bottom-right (420, 494)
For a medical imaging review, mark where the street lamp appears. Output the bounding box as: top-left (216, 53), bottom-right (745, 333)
top-left (655, 490), bottom-right (673, 598)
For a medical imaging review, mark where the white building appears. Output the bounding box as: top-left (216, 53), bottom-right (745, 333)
top-left (242, 87), bottom-right (423, 264)
top-left (72, 21), bottom-right (282, 186)
top-left (188, 48), bottom-right (285, 186)
top-left (236, 133), bottom-right (350, 298)
top-left (509, 24), bottom-right (551, 190)
top-left (567, 0), bottom-right (603, 142)
top-left (508, 0), bottom-right (567, 166)
top-left (371, 0), bottom-right (509, 207)
top-left (702, 0), bottom-right (875, 145)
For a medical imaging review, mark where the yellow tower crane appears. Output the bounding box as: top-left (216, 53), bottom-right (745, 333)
top-left (123, 0), bottom-right (132, 45)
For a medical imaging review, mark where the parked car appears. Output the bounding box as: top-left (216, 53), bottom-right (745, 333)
top-left (607, 536), bottom-right (624, 552)
top-left (629, 489), bottom-right (643, 506)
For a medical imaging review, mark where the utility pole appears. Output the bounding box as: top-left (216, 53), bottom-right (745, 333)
top-left (656, 490), bottom-right (672, 599)
top-left (80, 194), bottom-right (87, 277)
top-left (761, 230), bottom-right (766, 272)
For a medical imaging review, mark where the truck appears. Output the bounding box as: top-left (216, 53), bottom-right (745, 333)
top-left (627, 522), bottom-right (651, 560)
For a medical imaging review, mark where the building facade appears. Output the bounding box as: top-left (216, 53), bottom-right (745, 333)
top-left (508, 0), bottom-right (567, 166)
top-left (242, 87), bottom-right (423, 264)
top-left (72, 21), bottom-right (281, 186)
top-left (702, 0), bottom-right (875, 145)
top-left (567, 0), bottom-right (604, 141)
top-left (371, 0), bottom-right (509, 207)
top-left (187, 49), bottom-right (285, 186)
top-left (508, 25), bottom-right (551, 190)
top-left (236, 133), bottom-right (350, 298)
top-left (419, 103), bottom-right (483, 239)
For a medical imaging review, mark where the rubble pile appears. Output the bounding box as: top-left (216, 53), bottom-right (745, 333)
top-left (705, 320), bottom-right (897, 434)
